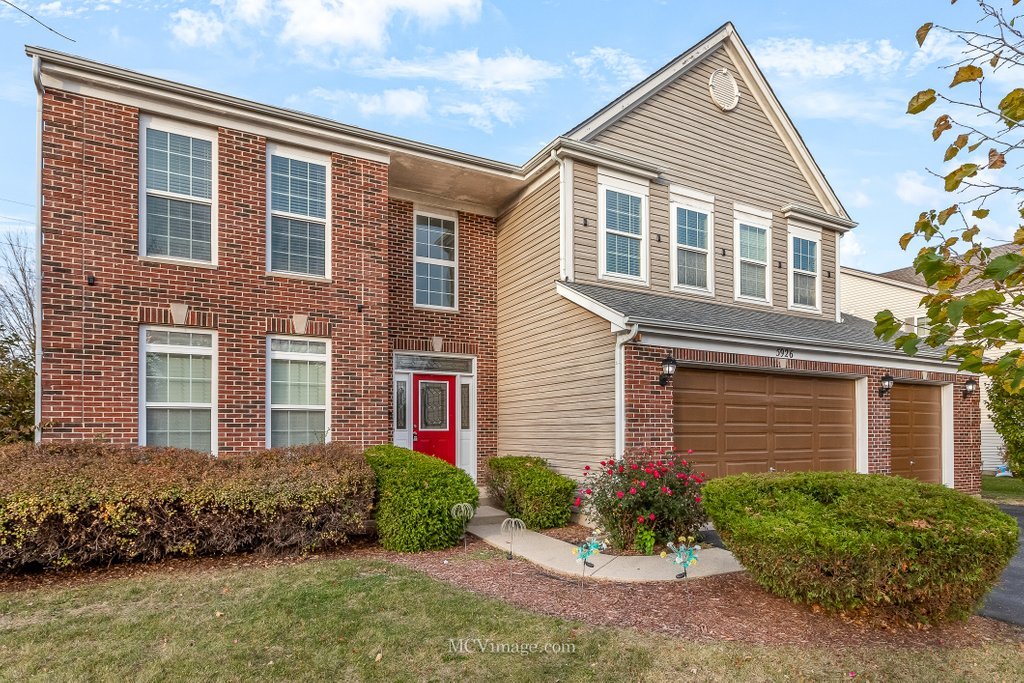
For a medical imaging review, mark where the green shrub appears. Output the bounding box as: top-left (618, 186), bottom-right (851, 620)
top-left (486, 456), bottom-right (576, 530)
top-left (986, 371), bottom-right (1024, 476)
top-left (704, 471), bottom-right (1019, 624)
top-left (0, 441), bottom-right (375, 571)
top-left (365, 445), bottom-right (478, 552)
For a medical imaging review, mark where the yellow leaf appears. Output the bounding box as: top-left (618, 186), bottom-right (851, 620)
top-left (989, 148), bottom-right (1007, 169)
top-left (916, 22), bottom-right (933, 46)
top-left (991, 52), bottom-right (1000, 68)
top-left (932, 114), bottom-right (952, 140)
top-left (944, 144), bottom-right (959, 161)
top-left (954, 133), bottom-right (968, 149)
top-left (899, 232), bottom-right (914, 250)
top-left (908, 89), bottom-right (937, 115)
top-left (973, 209), bottom-right (990, 219)
top-left (950, 65), bottom-right (983, 87)
top-left (944, 163), bottom-right (979, 191)
top-left (998, 88), bottom-right (1024, 125)
top-left (938, 205), bottom-right (959, 225)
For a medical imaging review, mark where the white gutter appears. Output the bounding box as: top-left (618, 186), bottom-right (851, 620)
top-left (614, 323), bottom-right (640, 459)
top-left (32, 54), bottom-right (43, 443)
top-left (554, 150), bottom-right (575, 281)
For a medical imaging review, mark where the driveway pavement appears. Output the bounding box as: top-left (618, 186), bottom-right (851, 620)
top-left (981, 504), bottom-right (1024, 625)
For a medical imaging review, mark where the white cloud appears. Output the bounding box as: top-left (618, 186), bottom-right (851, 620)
top-left (752, 38), bottom-right (904, 79)
top-left (440, 96), bottom-right (520, 133)
top-left (573, 47), bottom-right (646, 90)
top-left (847, 189), bottom-right (872, 209)
top-left (773, 86), bottom-right (912, 128)
top-left (895, 170), bottom-right (944, 206)
top-left (308, 87), bottom-right (429, 119)
top-left (169, 8), bottom-right (225, 48)
top-left (215, 0), bottom-right (270, 24)
top-left (840, 232), bottom-right (866, 267)
top-left (364, 50), bottom-right (562, 92)
top-left (277, 0), bottom-right (481, 56)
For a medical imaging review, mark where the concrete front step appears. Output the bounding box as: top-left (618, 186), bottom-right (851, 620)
top-left (466, 507), bottom-right (744, 582)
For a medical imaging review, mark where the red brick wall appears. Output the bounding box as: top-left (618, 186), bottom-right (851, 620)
top-left (624, 343), bottom-right (982, 494)
top-left (39, 90), bottom-right (391, 451)
top-left (387, 199), bottom-right (497, 473)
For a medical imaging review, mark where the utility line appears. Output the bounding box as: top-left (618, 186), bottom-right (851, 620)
top-left (1, 0), bottom-right (76, 42)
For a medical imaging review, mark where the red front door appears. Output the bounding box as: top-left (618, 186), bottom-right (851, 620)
top-left (413, 374), bottom-right (457, 465)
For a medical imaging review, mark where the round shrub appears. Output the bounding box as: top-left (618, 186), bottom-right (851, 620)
top-left (365, 445), bottom-right (478, 552)
top-left (486, 456), bottom-right (576, 530)
top-left (703, 471), bottom-right (1019, 624)
top-left (0, 441), bottom-right (376, 571)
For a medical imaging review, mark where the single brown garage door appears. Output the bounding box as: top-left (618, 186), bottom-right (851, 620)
top-left (890, 382), bottom-right (942, 484)
top-left (673, 367), bottom-right (856, 478)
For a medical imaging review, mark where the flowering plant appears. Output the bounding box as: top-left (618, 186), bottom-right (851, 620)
top-left (576, 447), bottom-right (708, 550)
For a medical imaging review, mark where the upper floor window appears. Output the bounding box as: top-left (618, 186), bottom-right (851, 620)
top-left (268, 337), bottom-right (329, 447)
top-left (269, 145), bottom-right (330, 278)
top-left (734, 205), bottom-right (772, 304)
top-left (598, 169), bottom-right (649, 283)
top-left (414, 211), bottom-right (457, 310)
top-left (140, 327), bottom-right (215, 453)
top-left (140, 117), bottom-right (216, 264)
top-left (789, 227), bottom-right (821, 311)
top-left (671, 187), bottom-right (715, 294)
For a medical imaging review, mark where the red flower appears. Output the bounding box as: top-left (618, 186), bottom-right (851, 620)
top-left (687, 449), bottom-right (693, 455)
top-left (629, 487), bottom-right (637, 495)
top-left (660, 486), bottom-right (667, 493)
top-left (653, 471), bottom-right (660, 478)
top-left (618, 466), bottom-right (625, 474)
top-left (607, 469), bottom-right (614, 475)
top-left (574, 497), bottom-right (581, 507)
top-left (695, 496), bottom-right (702, 503)
top-left (616, 491), bottom-right (625, 499)
top-left (584, 465), bottom-right (591, 471)
top-left (637, 516), bottom-right (645, 524)
top-left (639, 481), bottom-right (647, 489)
top-left (600, 460), bottom-right (607, 466)
top-left (585, 488), bottom-right (592, 495)
top-left (649, 513), bottom-right (656, 521)
top-left (631, 463), bottom-right (639, 470)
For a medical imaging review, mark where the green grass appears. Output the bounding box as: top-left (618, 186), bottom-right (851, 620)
top-left (982, 475), bottom-right (1024, 503)
top-left (0, 558), bottom-right (1022, 682)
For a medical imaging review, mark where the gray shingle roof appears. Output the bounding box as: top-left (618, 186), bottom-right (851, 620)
top-left (880, 242), bottom-right (1022, 291)
top-left (562, 281), bottom-right (948, 361)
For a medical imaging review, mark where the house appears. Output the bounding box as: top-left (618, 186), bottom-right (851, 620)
top-left (843, 244), bottom-right (1023, 473)
top-left (26, 23), bottom-right (982, 493)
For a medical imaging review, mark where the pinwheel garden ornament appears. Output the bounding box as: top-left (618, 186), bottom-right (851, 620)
top-left (450, 503), bottom-right (475, 551)
top-left (572, 529), bottom-right (607, 587)
top-left (662, 536), bottom-right (701, 579)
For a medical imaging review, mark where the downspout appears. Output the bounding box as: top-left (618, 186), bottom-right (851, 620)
top-left (835, 234), bottom-right (843, 323)
top-left (552, 149), bottom-right (574, 282)
top-left (613, 323), bottom-right (640, 460)
top-left (32, 55), bottom-right (43, 444)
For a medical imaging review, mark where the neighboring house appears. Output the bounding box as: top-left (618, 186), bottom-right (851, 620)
top-left (843, 243), bottom-right (1023, 472)
top-left (27, 23), bottom-right (983, 494)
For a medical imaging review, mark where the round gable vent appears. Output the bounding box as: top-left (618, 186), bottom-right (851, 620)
top-left (708, 68), bottom-right (740, 111)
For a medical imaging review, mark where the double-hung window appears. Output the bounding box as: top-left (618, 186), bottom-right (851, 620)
top-left (141, 328), bottom-right (215, 453)
top-left (734, 205), bottom-right (772, 304)
top-left (789, 226), bottom-right (821, 311)
top-left (141, 117), bottom-right (215, 264)
top-left (268, 337), bottom-right (329, 447)
top-left (414, 211), bottom-right (457, 309)
top-left (671, 187), bottom-right (715, 293)
top-left (598, 170), bottom-right (648, 282)
top-left (269, 145), bottom-right (329, 278)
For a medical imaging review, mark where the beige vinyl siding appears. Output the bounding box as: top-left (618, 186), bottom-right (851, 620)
top-left (497, 175), bottom-right (615, 478)
top-left (979, 378), bottom-right (1006, 471)
top-left (576, 46), bottom-right (840, 318)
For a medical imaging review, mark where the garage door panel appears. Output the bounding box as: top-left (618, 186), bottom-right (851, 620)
top-left (890, 383), bottom-right (942, 484)
top-left (674, 368), bottom-right (856, 477)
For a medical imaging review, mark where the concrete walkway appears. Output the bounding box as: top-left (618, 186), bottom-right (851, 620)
top-left (467, 505), bottom-right (744, 582)
top-left (981, 504), bottom-right (1024, 625)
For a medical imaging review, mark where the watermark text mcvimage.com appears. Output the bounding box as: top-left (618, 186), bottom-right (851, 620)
top-left (447, 638), bottom-right (576, 655)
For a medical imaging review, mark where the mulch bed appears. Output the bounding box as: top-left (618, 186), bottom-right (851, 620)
top-left (1, 537), bottom-right (1022, 649)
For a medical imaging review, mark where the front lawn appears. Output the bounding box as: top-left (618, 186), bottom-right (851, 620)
top-left (983, 475), bottom-right (1024, 503)
top-left (1, 554), bottom-right (1023, 681)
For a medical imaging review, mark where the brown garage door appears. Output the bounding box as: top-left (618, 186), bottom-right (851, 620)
top-left (673, 367), bottom-right (856, 478)
top-left (890, 383), bottom-right (942, 484)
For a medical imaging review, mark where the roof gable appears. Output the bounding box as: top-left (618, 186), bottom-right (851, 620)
top-left (565, 23), bottom-right (849, 220)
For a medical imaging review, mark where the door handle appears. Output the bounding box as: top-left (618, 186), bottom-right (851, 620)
top-left (412, 431), bottom-right (419, 442)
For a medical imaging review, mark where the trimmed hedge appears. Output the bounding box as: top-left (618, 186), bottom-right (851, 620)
top-left (487, 456), bottom-right (576, 530)
top-left (365, 445), bottom-right (478, 552)
top-left (0, 441), bottom-right (375, 571)
top-left (704, 471), bottom-right (1019, 624)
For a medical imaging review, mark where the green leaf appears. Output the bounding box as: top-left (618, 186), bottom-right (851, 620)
top-left (916, 22), bottom-right (933, 46)
top-left (998, 88), bottom-right (1024, 125)
top-left (982, 253), bottom-right (1024, 281)
top-left (972, 209), bottom-right (990, 219)
top-left (947, 300), bottom-right (965, 327)
top-left (908, 89), bottom-right (937, 115)
top-left (950, 65), bottom-right (983, 87)
top-left (944, 163), bottom-right (979, 191)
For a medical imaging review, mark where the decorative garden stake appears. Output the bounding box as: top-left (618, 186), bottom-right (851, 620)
top-left (450, 503), bottom-right (475, 551)
top-left (572, 528), bottom-right (607, 588)
top-left (662, 536), bottom-right (701, 579)
top-left (501, 517), bottom-right (526, 560)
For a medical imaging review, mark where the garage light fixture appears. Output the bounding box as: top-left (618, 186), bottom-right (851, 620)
top-left (659, 355), bottom-right (678, 386)
top-left (878, 374), bottom-right (895, 397)
top-left (963, 377), bottom-right (978, 398)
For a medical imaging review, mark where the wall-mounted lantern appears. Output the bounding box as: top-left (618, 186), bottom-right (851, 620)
top-left (963, 377), bottom-right (979, 399)
top-left (659, 355), bottom-right (678, 386)
top-left (878, 373), bottom-right (895, 397)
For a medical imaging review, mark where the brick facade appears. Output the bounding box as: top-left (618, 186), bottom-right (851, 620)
top-left (624, 343), bottom-right (982, 494)
top-left (39, 90), bottom-right (392, 451)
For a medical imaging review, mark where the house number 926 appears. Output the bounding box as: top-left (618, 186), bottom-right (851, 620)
top-left (776, 348), bottom-right (795, 359)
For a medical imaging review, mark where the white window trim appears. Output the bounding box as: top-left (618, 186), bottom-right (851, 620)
top-left (733, 204), bottom-right (773, 306)
top-left (670, 186), bottom-right (715, 296)
top-left (139, 115), bottom-right (219, 267)
top-left (413, 207), bottom-right (459, 312)
top-left (598, 168), bottom-right (649, 285)
top-left (139, 326), bottom-right (218, 455)
top-left (266, 335), bottom-right (332, 448)
top-left (788, 223), bottom-right (822, 313)
top-left (266, 142), bottom-right (332, 282)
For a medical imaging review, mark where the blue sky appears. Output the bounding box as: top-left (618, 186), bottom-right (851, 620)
top-left (0, 0), bottom-right (1011, 272)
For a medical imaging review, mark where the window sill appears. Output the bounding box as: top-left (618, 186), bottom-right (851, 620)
top-left (267, 270), bottom-right (332, 284)
top-left (414, 304), bottom-right (460, 314)
top-left (598, 272), bottom-right (649, 287)
top-left (734, 295), bottom-right (773, 307)
top-left (671, 284), bottom-right (716, 298)
top-left (788, 303), bottom-right (821, 314)
top-left (139, 255), bottom-right (217, 270)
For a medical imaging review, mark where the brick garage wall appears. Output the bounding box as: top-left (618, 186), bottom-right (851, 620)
top-left (624, 343), bottom-right (982, 494)
top-left (39, 89), bottom-right (391, 451)
top-left (387, 199), bottom-right (497, 474)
